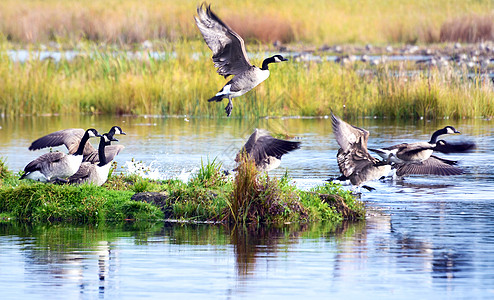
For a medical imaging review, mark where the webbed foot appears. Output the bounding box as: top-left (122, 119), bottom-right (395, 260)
top-left (225, 99), bottom-right (233, 117)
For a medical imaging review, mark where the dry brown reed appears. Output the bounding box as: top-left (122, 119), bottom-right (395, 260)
top-left (440, 14), bottom-right (494, 43)
top-left (0, 0), bottom-right (492, 45)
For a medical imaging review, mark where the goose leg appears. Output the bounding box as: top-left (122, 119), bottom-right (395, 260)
top-left (225, 98), bottom-right (233, 117)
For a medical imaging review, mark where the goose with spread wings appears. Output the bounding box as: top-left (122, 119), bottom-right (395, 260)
top-left (368, 127), bottom-right (474, 176)
top-left (236, 129), bottom-right (300, 172)
top-left (28, 126), bottom-right (126, 164)
top-left (20, 128), bottom-right (100, 182)
top-left (331, 112), bottom-right (391, 190)
top-left (195, 3), bottom-right (288, 117)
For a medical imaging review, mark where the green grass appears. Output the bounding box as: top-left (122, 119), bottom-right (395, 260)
top-left (0, 158), bottom-right (362, 224)
top-left (0, 43), bottom-right (493, 119)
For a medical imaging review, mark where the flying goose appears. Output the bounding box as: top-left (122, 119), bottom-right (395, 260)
top-left (236, 128), bottom-right (300, 172)
top-left (28, 126), bottom-right (126, 164)
top-left (331, 112), bottom-right (391, 190)
top-left (61, 133), bottom-right (118, 186)
top-left (368, 126), bottom-right (460, 164)
top-left (20, 128), bottom-right (100, 182)
top-left (195, 3), bottom-right (288, 117)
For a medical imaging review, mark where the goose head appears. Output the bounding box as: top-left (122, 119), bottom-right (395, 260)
top-left (272, 54), bottom-right (288, 63)
top-left (86, 128), bottom-right (101, 138)
top-left (109, 126), bottom-right (126, 136)
top-left (261, 55), bottom-right (288, 70)
top-left (430, 126), bottom-right (460, 143)
top-left (443, 126), bottom-right (460, 134)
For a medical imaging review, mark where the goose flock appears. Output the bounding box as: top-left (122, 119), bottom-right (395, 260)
top-left (19, 3), bottom-right (476, 193)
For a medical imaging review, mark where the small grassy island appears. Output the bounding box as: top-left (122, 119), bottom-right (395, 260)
top-left (0, 157), bottom-right (364, 225)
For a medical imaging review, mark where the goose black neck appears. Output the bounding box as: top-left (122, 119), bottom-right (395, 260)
top-left (429, 128), bottom-right (446, 144)
top-left (75, 132), bottom-right (91, 156)
top-left (261, 57), bottom-right (275, 70)
top-left (98, 137), bottom-right (108, 167)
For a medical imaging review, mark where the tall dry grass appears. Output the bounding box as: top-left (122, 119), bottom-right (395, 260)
top-left (440, 14), bottom-right (494, 43)
top-left (0, 0), bottom-right (492, 45)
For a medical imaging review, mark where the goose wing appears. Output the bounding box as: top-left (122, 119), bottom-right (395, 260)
top-left (82, 145), bottom-right (125, 163)
top-left (395, 156), bottom-right (464, 176)
top-left (195, 3), bottom-right (252, 77)
top-left (24, 152), bottom-right (66, 172)
top-left (29, 128), bottom-right (96, 155)
top-left (250, 135), bottom-right (300, 163)
top-left (331, 112), bottom-right (370, 151)
top-left (67, 162), bottom-right (94, 184)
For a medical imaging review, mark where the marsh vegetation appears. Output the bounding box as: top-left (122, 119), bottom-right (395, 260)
top-left (0, 158), bottom-right (363, 224)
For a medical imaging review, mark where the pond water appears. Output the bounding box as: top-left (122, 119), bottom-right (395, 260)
top-left (0, 115), bottom-right (493, 299)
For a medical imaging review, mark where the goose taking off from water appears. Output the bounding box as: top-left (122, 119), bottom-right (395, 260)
top-left (331, 112), bottom-right (391, 190)
top-left (195, 3), bottom-right (288, 117)
top-left (20, 128), bottom-right (100, 182)
top-left (236, 129), bottom-right (300, 172)
top-left (28, 126), bottom-right (126, 164)
top-left (60, 133), bottom-right (119, 186)
top-left (368, 126), bottom-right (460, 164)
top-left (368, 127), bottom-right (473, 176)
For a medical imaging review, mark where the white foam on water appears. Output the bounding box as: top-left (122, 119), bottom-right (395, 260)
top-left (122, 160), bottom-right (199, 182)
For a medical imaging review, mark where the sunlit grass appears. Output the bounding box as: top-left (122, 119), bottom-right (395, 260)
top-left (1, 43), bottom-right (492, 119)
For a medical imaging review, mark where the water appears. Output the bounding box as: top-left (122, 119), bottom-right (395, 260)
top-left (1, 115), bottom-right (493, 299)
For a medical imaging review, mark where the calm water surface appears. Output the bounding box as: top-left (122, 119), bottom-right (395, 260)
top-left (0, 115), bottom-right (493, 299)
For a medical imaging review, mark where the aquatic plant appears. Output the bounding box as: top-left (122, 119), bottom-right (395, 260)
top-left (227, 153), bottom-right (308, 224)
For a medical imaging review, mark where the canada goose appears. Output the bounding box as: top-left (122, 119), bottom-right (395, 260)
top-left (62, 133), bottom-right (118, 186)
top-left (28, 126), bottom-right (126, 164)
top-left (331, 112), bottom-right (391, 189)
top-left (392, 139), bottom-right (475, 177)
top-left (368, 126), bottom-right (460, 164)
top-left (195, 3), bottom-right (288, 117)
top-left (20, 128), bottom-right (100, 182)
top-left (236, 129), bottom-right (300, 172)
top-left (82, 126), bottom-right (126, 163)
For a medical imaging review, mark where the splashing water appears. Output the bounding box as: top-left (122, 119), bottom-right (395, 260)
top-left (123, 159), bottom-right (198, 182)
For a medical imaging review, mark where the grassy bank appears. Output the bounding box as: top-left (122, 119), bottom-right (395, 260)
top-left (0, 43), bottom-right (493, 119)
top-left (0, 158), bottom-right (363, 224)
top-left (0, 0), bottom-right (492, 45)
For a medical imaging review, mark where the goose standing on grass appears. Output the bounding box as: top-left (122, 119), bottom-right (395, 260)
top-left (195, 3), bottom-right (288, 117)
top-left (236, 129), bottom-right (300, 172)
top-left (20, 128), bottom-right (100, 182)
top-left (331, 112), bottom-right (391, 191)
top-left (61, 133), bottom-right (118, 186)
top-left (28, 126), bottom-right (126, 164)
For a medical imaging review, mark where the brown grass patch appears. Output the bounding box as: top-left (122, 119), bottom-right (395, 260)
top-left (226, 13), bottom-right (296, 44)
top-left (440, 14), bottom-right (494, 43)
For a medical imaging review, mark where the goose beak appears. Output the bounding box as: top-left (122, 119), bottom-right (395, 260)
top-left (281, 57), bottom-right (288, 61)
top-left (111, 137), bottom-right (119, 142)
top-left (121, 132), bottom-right (127, 135)
top-left (455, 130), bottom-right (461, 134)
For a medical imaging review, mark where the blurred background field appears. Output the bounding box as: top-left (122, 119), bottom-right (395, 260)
top-left (0, 0), bottom-right (493, 46)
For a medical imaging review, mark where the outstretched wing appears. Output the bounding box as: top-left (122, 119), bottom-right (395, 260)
top-left (395, 156), bottom-right (464, 176)
top-left (195, 3), bottom-right (252, 77)
top-left (29, 128), bottom-right (96, 155)
top-left (83, 145), bottom-right (125, 163)
top-left (331, 112), bottom-right (370, 151)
